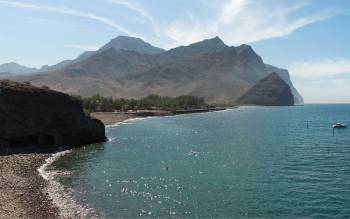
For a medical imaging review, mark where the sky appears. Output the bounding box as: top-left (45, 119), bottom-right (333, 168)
top-left (0, 0), bottom-right (349, 103)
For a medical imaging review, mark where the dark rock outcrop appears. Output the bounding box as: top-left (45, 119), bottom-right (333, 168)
top-left (0, 80), bottom-right (106, 155)
top-left (237, 73), bottom-right (294, 106)
top-left (265, 64), bottom-right (304, 104)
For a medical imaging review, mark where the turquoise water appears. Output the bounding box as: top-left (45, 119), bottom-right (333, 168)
top-left (53, 105), bottom-right (350, 218)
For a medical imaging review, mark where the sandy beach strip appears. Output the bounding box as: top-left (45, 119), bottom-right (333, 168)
top-left (90, 108), bottom-right (227, 126)
top-left (0, 154), bottom-right (59, 218)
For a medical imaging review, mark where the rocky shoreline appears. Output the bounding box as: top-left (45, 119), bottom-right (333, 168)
top-left (0, 112), bottom-right (141, 218)
top-left (0, 154), bottom-right (59, 218)
top-left (0, 109), bottom-right (227, 218)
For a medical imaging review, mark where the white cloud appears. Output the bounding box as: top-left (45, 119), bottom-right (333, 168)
top-left (297, 79), bottom-right (350, 103)
top-left (65, 44), bottom-right (99, 51)
top-left (3, 0), bottom-right (339, 49)
top-left (107, 0), bottom-right (155, 24)
top-left (164, 0), bottom-right (341, 46)
top-left (219, 0), bottom-right (247, 24)
top-left (289, 58), bottom-right (350, 103)
top-left (0, 0), bottom-right (135, 36)
top-left (289, 58), bottom-right (350, 79)
top-left (106, 0), bottom-right (163, 39)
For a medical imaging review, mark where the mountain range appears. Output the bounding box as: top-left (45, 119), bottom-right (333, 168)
top-left (0, 62), bottom-right (38, 74)
top-left (5, 36), bottom-right (303, 105)
top-left (0, 36), bottom-right (165, 74)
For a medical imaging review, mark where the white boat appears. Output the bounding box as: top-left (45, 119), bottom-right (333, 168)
top-left (332, 123), bottom-right (347, 128)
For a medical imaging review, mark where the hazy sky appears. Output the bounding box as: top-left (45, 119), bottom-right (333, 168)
top-left (0, 0), bottom-right (349, 103)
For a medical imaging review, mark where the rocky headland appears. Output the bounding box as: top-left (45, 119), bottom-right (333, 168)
top-left (0, 80), bottom-right (106, 155)
top-left (237, 72), bottom-right (295, 106)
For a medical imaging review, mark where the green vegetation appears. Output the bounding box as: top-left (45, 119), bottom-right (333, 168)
top-left (73, 94), bottom-right (208, 112)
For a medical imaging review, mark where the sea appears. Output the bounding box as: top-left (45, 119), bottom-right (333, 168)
top-left (42, 104), bottom-right (350, 218)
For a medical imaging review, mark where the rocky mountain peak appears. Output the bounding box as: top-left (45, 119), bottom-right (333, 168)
top-left (166, 36), bottom-right (228, 57)
top-left (98, 36), bottom-right (165, 54)
top-left (236, 44), bottom-right (260, 59)
top-left (189, 36), bottom-right (227, 49)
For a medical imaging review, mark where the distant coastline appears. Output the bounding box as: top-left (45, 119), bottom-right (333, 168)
top-left (91, 107), bottom-right (227, 126)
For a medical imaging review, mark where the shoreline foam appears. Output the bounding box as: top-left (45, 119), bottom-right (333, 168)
top-left (38, 150), bottom-right (99, 218)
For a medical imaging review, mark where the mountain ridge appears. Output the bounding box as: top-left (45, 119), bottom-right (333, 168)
top-left (0, 62), bottom-right (38, 74)
top-left (38, 36), bottom-right (165, 72)
top-left (12, 36), bottom-right (303, 105)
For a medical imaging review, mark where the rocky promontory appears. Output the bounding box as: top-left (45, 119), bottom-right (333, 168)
top-left (237, 73), bottom-right (295, 106)
top-left (0, 80), bottom-right (106, 155)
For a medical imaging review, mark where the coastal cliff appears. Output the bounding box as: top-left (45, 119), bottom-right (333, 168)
top-left (237, 73), bottom-right (294, 106)
top-left (0, 80), bottom-right (106, 154)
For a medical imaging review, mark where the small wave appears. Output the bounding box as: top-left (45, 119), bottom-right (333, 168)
top-left (106, 123), bottom-right (121, 128)
top-left (108, 137), bottom-right (116, 142)
top-left (38, 150), bottom-right (71, 180)
top-left (106, 116), bottom-right (154, 129)
top-left (38, 150), bottom-right (98, 218)
top-left (211, 107), bottom-right (239, 113)
top-left (126, 117), bottom-right (149, 122)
